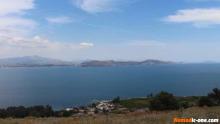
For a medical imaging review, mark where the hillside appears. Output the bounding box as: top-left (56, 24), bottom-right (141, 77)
top-left (0, 56), bottom-right (174, 67)
top-left (81, 59), bottom-right (173, 67)
top-left (0, 56), bottom-right (75, 67)
top-left (0, 107), bottom-right (219, 124)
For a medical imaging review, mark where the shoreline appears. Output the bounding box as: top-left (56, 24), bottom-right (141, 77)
top-left (0, 88), bottom-right (219, 119)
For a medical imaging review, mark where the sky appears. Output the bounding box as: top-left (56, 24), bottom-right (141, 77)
top-left (1, 0), bottom-right (220, 62)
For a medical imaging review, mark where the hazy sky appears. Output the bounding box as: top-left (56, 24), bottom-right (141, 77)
top-left (1, 0), bottom-right (220, 62)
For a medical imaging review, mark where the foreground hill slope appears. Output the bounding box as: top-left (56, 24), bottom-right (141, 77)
top-left (0, 107), bottom-right (219, 124)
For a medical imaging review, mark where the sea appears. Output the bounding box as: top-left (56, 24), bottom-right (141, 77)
top-left (0, 64), bottom-right (220, 109)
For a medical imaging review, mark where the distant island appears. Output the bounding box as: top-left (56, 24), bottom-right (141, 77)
top-left (0, 56), bottom-right (75, 67)
top-left (81, 60), bottom-right (173, 67)
top-left (0, 56), bottom-right (174, 67)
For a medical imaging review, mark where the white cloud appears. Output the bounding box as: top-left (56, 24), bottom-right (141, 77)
top-left (0, 0), bottom-right (34, 16)
top-left (80, 42), bottom-right (94, 48)
top-left (0, 35), bottom-right (94, 49)
top-left (72, 0), bottom-right (131, 13)
top-left (0, 35), bottom-right (94, 60)
top-left (73, 41), bottom-right (220, 62)
top-left (0, 0), bottom-right (95, 60)
top-left (46, 16), bottom-right (73, 24)
top-left (165, 8), bottom-right (220, 27)
top-left (0, 0), bottom-right (36, 36)
top-left (0, 16), bottom-right (36, 29)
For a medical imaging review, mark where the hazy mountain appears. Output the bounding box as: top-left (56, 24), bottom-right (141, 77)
top-left (0, 56), bottom-right (75, 67)
top-left (80, 59), bottom-right (174, 67)
top-left (0, 56), bottom-right (174, 67)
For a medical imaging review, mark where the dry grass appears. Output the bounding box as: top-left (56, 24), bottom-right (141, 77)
top-left (0, 107), bottom-right (219, 124)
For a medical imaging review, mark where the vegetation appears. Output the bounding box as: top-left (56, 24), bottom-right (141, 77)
top-left (198, 96), bottom-right (214, 107)
top-left (0, 105), bottom-right (77, 118)
top-left (119, 98), bottom-right (150, 109)
top-left (176, 96), bottom-right (199, 108)
top-left (208, 88), bottom-right (220, 105)
top-left (112, 96), bottom-right (120, 104)
top-left (0, 107), bottom-right (220, 124)
top-left (0, 105), bottom-right (53, 118)
top-left (119, 88), bottom-right (220, 111)
top-left (119, 96), bottom-right (199, 111)
top-left (198, 88), bottom-right (220, 106)
top-left (0, 88), bottom-right (219, 119)
top-left (149, 91), bottom-right (179, 111)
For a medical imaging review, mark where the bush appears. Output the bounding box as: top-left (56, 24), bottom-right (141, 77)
top-left (6, 106), bottom-right (28, 118)
top-left (208, 88), bottom-right (220, 105)
top-left (112, 96), bottom-right (120, 104)
top-left (149, 91), bottom-right (179, 111)
top-left (0, 105), bottom-right (54, 118)
top-left (198, 96), bottom-right (214, 107)
top-left (179, 101), bottom-right (191, 109)
top-left (56, 110), bottom-right (73, 117)
top-left (147, 93), bottom-right (153, 98)
top-left (27, 105), bottom-right (53, 117)
top-left (0, 109), bottom-right (7, 118)
top-left (198, 88), bottom-right (220, 107)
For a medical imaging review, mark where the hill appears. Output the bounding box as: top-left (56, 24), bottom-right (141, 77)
top-left (0, 56), bottom-right (174, 67)
top-left (0, 107), bottom-right (219, 124)
top-left (81, 59), bottom-right (173, 67)
top-left (0, 56), bottom-right (74, 67)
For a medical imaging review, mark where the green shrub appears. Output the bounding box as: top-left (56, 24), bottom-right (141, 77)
top-left (208, 88), bottom-right (220, 105)
top-left (149, 91), bottom-right (179, 111)
top-left (112, 96), bottom-right (120, 104)
top-left (179, 101), bottom-right (191, 109)
top-left (198, 88), bottom-right (220, 107)
top-left (198, 96), bottom-right (214, 107)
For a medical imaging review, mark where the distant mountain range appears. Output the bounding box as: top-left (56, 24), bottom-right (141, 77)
top-left (81, 60), bottom-right (173, 67)
top-left (0, 56), bottom-right (174, 67)
top-left (0, 56), bottom-right (74, 67)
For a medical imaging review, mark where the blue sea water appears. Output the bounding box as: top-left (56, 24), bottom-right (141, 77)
top-left (0, 64), bottom-right (220, 109)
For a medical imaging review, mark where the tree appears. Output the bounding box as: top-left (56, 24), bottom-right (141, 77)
top-left (112, 96), bottom-right (120, 104)
top-left (27, 105), bottom-right (53, 117)
top-left (6, 106), bottom-right (28, 118)
top-left (147, 93), bottom-right (153, 98)
top-left (208, 88), bottom-right (220, 105)
top-left (43, 105), bottom-right (54, 117)
top-left (179, 101), bottom-right (191, 109)
top-left (198, 96), bottom-right (214, 107)
top-left (149, 91), bottom-right (179, 111)
top-left (0, 109), bottom-right (7, 118)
